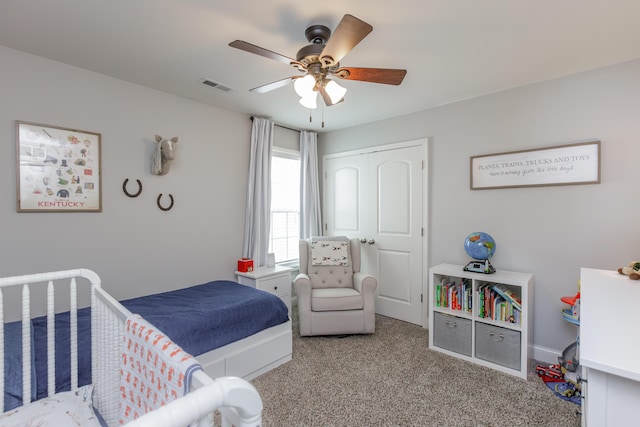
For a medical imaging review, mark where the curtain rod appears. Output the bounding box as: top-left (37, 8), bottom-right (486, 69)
top-left (250, 116), bottom-right (300, 133)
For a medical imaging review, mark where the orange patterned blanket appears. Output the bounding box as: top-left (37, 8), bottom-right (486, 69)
top-left (119, 315), bottom-right (202, 424)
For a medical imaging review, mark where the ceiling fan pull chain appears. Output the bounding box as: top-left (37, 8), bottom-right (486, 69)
top-left (322, 104), bottom-right (325, 128)
top-left (309, 108), bottom-right (312, 123)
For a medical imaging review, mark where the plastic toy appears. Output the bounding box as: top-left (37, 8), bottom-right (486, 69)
top-left (553, 381), bottom-right (581, 399)
top-left (563, 371), bottom-right (581, 388)
top-left (560, 291), bottom-right (580, 307)
top-left (535, 363), bottom-right (564, 382)
top-left (560, 285), bottom-right (580, 325)
top-left (543, 379), bottom-right (582, 405)
top-left (618, 261), bottom-right (640, 280)
top-left (558, 341), bottom-right (579, 373)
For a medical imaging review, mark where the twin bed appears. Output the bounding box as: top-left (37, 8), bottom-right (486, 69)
top-left (0, 268), bottom-right (292, 426)
top-left (120, 280), bottom-right (292, 382)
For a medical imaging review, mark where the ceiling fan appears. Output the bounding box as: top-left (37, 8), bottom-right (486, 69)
top-left (229, 14), bottom-right (407, 109)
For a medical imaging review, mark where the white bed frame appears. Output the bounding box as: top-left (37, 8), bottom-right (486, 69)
top-left (0, 269), bottom-right (280, 426)
top-left (197, 319), bottom-right (292, 381)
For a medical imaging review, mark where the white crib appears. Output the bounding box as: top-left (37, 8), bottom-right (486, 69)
top-left (0, 269), bottom-right (262, 427)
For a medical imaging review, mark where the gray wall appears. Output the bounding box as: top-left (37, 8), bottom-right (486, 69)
top-left (0, 46), bottom-right (252, 303)
top-left (3, 43), bottom-right (639, 359)
top-left (319, 58), bottom-right (640, 358)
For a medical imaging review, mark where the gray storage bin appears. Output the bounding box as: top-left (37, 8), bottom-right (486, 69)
top-left (475, 322), bottom-right (521, 370)
top-left (433, 312), bottom-right (472, 356)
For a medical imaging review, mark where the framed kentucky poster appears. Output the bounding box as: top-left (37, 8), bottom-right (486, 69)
top-left (16, 121), bottom-right (102, 212)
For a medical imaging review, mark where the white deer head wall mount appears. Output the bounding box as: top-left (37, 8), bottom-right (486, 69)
top-left (151, 134), bottom-right (179, 176)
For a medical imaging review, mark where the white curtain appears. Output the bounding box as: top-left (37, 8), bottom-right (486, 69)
top-left (299, 130), bottom-right (322, 239)
top-left (242, 117), bottom-right (274, 267)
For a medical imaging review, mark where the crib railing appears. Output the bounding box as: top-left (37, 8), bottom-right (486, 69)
top-left (92, 272), bottom-right (131, 425)
top-left (1, 269), bottom-right (263, 427)
top-left (0, 268), bottom-right (103, 413)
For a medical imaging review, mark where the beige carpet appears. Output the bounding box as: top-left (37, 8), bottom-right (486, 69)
top-left (251, 313), bottom-right (581, 426)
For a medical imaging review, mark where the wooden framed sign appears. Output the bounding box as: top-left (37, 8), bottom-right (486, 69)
top-left (16, 121), bottom-right (102, 212)
top-left (470, 141), bottom-right (600, 190)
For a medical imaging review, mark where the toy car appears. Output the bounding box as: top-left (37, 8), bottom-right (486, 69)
top-left (554, 382), bottom-right (581, 399)
top-left (558, 387), bottom-right (580, 398)
top-left (535, 363), bottom-right (564, 381)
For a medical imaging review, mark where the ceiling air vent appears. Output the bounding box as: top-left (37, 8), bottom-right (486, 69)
top-left (200, 78), bottom-right (233, 92)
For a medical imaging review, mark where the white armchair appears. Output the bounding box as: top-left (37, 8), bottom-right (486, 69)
top-left (294, 236), bottom-right (377, 337)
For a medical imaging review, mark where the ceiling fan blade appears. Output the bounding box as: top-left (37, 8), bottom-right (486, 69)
top-left (333, 67), bottom-right (407, 85)
top-left (250, 77), bottom-right (295, 93)
top-left (319, 14), bottom-right (373, 68)
top-left (229, 40), bottom-right (294, 65)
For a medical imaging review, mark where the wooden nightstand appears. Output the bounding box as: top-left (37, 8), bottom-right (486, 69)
top-left (236, 266), bottom-right (292, 315)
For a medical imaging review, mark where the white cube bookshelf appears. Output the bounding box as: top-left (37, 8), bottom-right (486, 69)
top-left (428, 263), bottom-right (534, 379)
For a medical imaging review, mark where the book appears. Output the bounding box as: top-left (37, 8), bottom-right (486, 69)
top-left (484, 285), bottom-right (492, 319)
top-left (492, 284), bottom-right (522, 311)
top-left (493, 296), bottom-right (504, 320)
top-left (477, 284), bottom-right (489, 318)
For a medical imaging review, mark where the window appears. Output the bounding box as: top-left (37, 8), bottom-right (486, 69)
top-left (269, 149), bottom-right (300, 264)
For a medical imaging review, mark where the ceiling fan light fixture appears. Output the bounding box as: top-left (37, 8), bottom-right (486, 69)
top-left (294, 74), bottom-right (316, 98)
top-left (324, 80), bottom-right (347, 104)
top-left (229, 13), bottom-right (408, 119)
top-left (299, 92), bottom-right (318, 109)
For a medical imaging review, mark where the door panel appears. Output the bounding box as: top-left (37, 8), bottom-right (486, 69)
top-left (333, 167), bottom-right (360, 231)
top-left (378, 160), bottom-right (411, 234)
top-left (377, 249), bottom-right (411, 301)
top-left (324, 155), bottom-right (367, 237)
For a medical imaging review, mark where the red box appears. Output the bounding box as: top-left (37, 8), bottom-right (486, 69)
top-left (237, 258), bottom-right (254, 272)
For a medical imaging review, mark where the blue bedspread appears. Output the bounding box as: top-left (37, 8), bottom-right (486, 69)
top-left (120, 280), bottom-right (289, 356)
top-left (4, 309), bottom-right (92, 410)
top-left (3, 280), bottom-right (288, 410)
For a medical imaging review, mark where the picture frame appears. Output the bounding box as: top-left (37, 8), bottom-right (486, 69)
top-left (470, 141), bottom-right (600, 190)
top-left (16, 121), bottom-right (102, 212)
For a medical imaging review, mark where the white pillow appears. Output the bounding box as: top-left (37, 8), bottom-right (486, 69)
top-left (310, 240), bottom-right (350, 266)
top-left (0, 384), bottom-right (101, 427)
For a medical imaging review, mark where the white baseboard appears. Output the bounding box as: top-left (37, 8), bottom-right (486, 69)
top-left (531, 344), bottom-right (562, 364)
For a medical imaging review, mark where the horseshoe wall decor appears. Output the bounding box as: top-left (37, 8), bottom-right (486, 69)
top-left (122, 178), bottom-right (143, 198)
top-left (157, 193), bottom-right (174, 211)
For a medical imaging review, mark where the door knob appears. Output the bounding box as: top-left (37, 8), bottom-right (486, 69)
top-left (360, 238), bottom-right (367, 244)
top-left (368, 239), bottom-right (375, 245)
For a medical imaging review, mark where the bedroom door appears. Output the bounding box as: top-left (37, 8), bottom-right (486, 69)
top-left (323, 140), bottom-right (427, 326)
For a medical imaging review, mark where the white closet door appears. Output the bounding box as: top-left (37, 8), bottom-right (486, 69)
top-left (367, 146), bottom-right (423, 324)
top-left (324, 142), bottom-right (426, 325)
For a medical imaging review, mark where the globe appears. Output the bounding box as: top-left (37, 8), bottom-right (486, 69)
top-left (464, 232), bottom-right (496, 261)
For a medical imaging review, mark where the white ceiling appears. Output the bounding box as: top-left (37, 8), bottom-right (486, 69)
top-left (1, 1), bottom-right (639, 132)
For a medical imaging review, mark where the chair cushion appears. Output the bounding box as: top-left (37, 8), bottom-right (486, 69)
top-left (311, 288), bottom-right (363, 312)
top-left (308, 266), bottom-right (354, 289)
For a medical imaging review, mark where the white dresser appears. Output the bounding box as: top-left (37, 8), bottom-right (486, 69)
top-left (236, 266), bottom-right (292, 315)
top-left (580, 268), bottom-right (640, 426)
